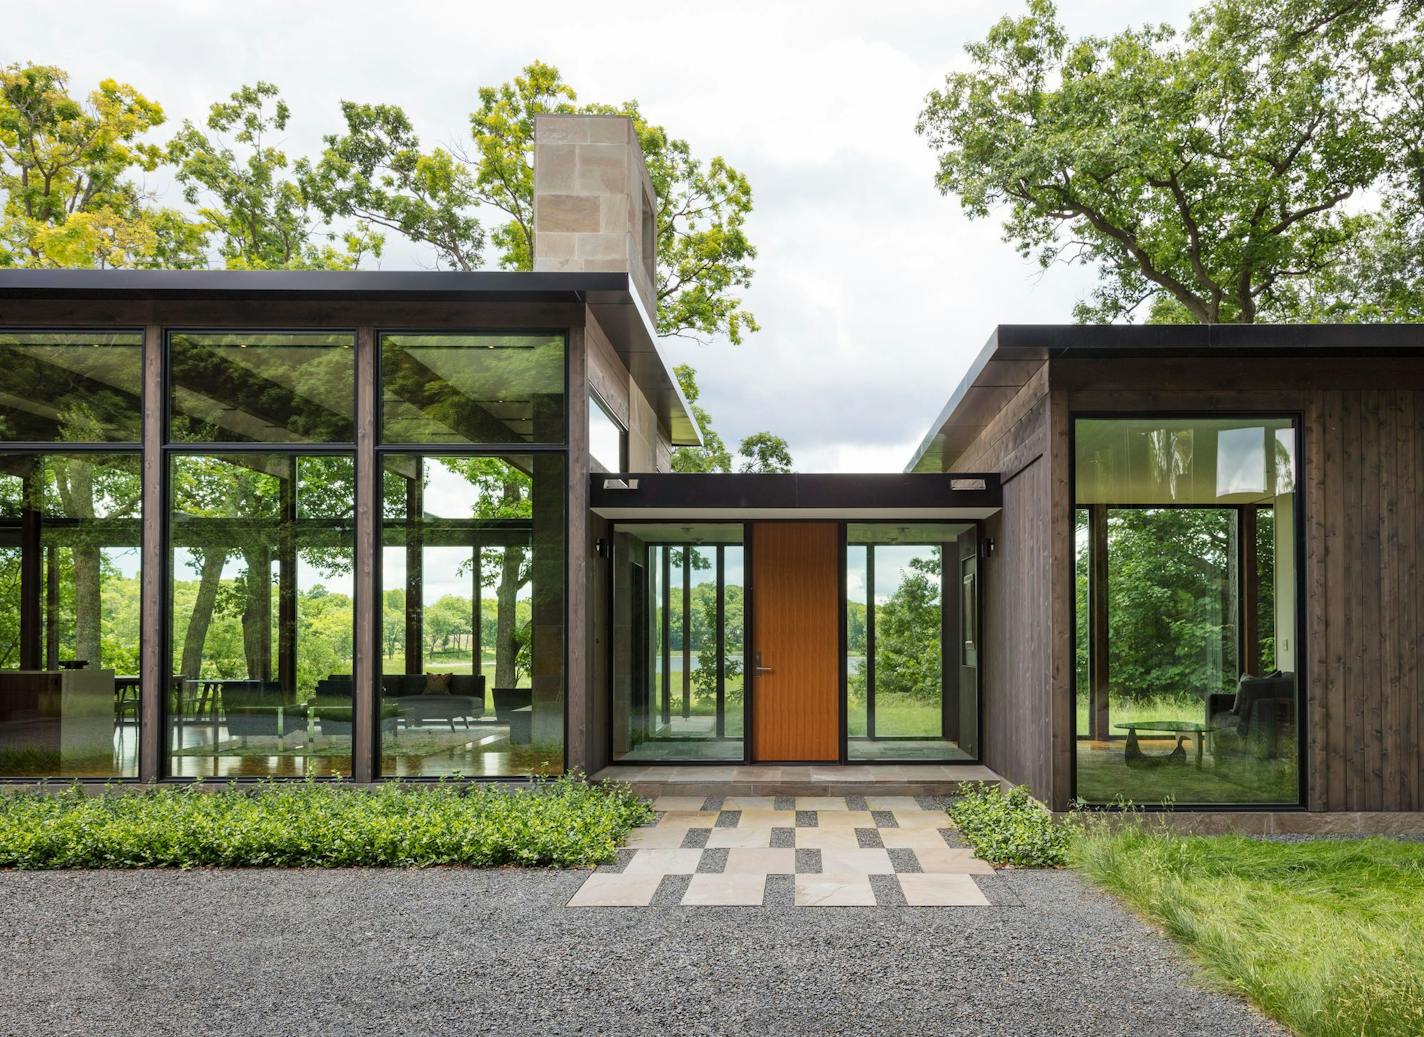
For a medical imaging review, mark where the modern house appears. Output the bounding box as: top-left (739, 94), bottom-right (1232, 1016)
top-left (0, 115), bottom-right (1420, 827)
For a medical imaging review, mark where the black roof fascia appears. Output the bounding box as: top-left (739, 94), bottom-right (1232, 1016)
top-left (589, 471), bottom-right (1001, 512)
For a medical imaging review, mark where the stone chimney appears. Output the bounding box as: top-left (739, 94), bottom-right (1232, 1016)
top-left (532, 114), bottom-right (657, 318)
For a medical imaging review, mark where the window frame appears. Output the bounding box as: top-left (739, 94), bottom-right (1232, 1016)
top-left (1067, 410), bottom-right (1309, 810)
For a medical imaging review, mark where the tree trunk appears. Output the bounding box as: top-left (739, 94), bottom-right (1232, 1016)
top-left (53, 459), bottom-right (101, 667)
top-left (180, 549), bottom-right (227, 679)
top-left (493, 546), bottom-right (524, 688)
top-left (240, 548), bottom-right (272, 680)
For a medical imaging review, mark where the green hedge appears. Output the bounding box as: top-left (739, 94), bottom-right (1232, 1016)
top-left (0, 775), bottom-right (652, 870)
top-left (948, 782), bottom-right (1075, 868)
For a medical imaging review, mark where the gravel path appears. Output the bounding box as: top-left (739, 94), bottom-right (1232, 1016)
top-left (0, 867), bottom-right (1284, 1037)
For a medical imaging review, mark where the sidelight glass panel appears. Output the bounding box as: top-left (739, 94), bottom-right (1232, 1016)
top-left (846, 523), bottom-right (977, 762)
top-left (611, 523), bottom-right (744, 762)
top-left (0, 332), bottom-right (143, 443)
top-left (167, 453), bottom-right (355, 777)
top-left (1073, 417), bottom-right (1300, 805)
top-left (168, 332), bottom-right (356, 443)
top-left (380, 333), bottom-right (565, 445)
top-left (378, 454), bottom-right (565, 777)
top-left (0, 453), bottom-right (141, 776)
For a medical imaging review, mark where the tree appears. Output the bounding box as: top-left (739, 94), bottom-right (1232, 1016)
top-left (670, 365), bottom-right (795, 473)
top-left (737, 432), bottom-right (794, 474)
top-left (169, 82), bottom-right (379, 270)
top-left (670, 364), bottom-right (733, 473)
top-left (0, 62), bottom-right (204, 269)
top-left (305, 102), bottom-right (485, 271)
top-left (917, 0), bottom-right (1424, 323)
top-left (319, 60), bottom-right (758, 342)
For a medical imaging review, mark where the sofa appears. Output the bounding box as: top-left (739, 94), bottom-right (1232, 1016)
top-left (310, 673), bottom-right (486, 732)
top-left (218, 680), bottom-right (307, 742)
top-left (1206, 671), bottom-right (1296, 758)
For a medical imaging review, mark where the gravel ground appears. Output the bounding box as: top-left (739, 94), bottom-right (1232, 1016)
top-left (0, 867), bottom-right (1285, 1037)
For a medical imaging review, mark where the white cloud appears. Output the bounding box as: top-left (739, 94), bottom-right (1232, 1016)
top-left (12, 0), bottom-right (1196, 471)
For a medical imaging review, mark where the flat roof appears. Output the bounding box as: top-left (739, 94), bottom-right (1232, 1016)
top-left (906, 323), bottom-right (1424, 472)
top-left (0, 268), bottom-right (701, 446)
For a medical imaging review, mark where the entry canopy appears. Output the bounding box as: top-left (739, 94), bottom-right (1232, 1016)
top-left (588, 472), bottom-right (1000, 520)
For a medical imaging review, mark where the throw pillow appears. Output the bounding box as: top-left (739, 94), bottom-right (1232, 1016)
top-left (425, 672), bottom-right (452, 694)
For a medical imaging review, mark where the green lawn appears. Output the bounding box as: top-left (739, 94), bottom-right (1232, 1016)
top-left (1074, 826), bottom-right (1424, 1037)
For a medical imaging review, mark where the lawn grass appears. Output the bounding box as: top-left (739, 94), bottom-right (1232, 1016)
top-left (0, 775), bottom-right (652, 870)
top-left (1073, 824), bottom-right (1424, 1037)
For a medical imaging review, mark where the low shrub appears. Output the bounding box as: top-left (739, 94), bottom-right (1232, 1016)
top-left (0, 774), bottom-right (653, 870)
top-left (948, 781), bottom-right (1075, 868)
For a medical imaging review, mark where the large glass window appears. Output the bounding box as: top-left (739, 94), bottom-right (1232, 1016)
top-left (168, 454), bottom-right (354, 777)
top-left (378, 454), bottom-right (565, 777)
top-left (0, 453), bottom-right (141, 777)
top-left (168, 332), bottom-right (356, 443)
top-left (846, 523), bottom-right (978, 762)
top-left (380, 334), bottom-right (565, 445)
top-left (0, 331), bottom-right (142, 443)
top-left (1074, 417), bottom-right (1300, 805)
top-left (611, 524), bottom-right (744, 762)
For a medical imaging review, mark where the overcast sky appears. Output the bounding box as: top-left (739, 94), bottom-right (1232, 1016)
top-left (10, 0), bottom-right (1194, 472)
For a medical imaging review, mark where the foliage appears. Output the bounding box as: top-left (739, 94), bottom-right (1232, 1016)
top-left (736, 432), bottom-right (793, 474)
top-left (169, 82), bottom-right (379, 270)
top-left (949, 782), bottom-right (1076, 868)
top-left (307, 101), bottom-right (485, 271)
top-left (917, 0), bottom-right (1424, 323)
top-left (0, 775), bottom-right (653, 869)
top-left (1073, 826), bottom-right (1424, 1037)
top-left (467, 60), bottom-right (758, 343)
top-left (671, 363), bottom-right (794, 474)
top-left (0, 62), bottom-right (204, 269)
top-left (872, 551), bottom-right (943, 703)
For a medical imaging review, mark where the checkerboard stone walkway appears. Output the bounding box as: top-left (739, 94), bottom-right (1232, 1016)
top-left (568, 795), bottom-right (994, 908)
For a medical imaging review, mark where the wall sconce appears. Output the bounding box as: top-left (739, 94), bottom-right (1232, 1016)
top-left (595, 538), bottom-right (610, 558)
top-left (982, 537), bottom-right (995, 559)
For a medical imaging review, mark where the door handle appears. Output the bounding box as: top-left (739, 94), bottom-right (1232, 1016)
top-left (753, 651), bottom-right (773, 676)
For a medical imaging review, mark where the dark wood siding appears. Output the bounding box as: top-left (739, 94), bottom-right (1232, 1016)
top-left (949, 365), bottom-right (1057, 801)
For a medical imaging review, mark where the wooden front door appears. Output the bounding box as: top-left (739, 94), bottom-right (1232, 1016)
top-left (750, 522), bottom-right (840, 762)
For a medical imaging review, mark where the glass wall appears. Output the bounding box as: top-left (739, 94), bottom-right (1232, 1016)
top-left (168, 454), bottom-right (354, 777)
top-left (0, 453), bottom-right (141, 777)
top-left (611, 524), bottom-right (744, 762)
top-left (380, 333), bottom-right (565, 445)
top-left (378, 455), bottom-right (565, 777)
top-left (1074, 417), bottom-right (1300, 805)
top-left (0, 331), bottom-right (143, 442)
top-left (169, 332), bottom-right (355, 443)
top-left (846, 523), bottom-right (978, 762)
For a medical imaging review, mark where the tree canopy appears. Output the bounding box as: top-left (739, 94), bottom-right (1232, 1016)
top-left (918, 0), bottom-right (1424, 323)
top-left (670, 364), bottom-right (794, 474)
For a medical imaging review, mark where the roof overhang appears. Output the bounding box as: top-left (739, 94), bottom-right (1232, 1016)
top-left (0, 268), bottom-right (700, 447)
top-left (906, 322), bottom-right (1424, 473)
top-left (589, 472), bottom-right (1001, 521)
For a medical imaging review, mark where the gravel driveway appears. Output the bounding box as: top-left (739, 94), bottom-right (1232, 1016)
top-left (0, 867), bottom-right (1284, 1037)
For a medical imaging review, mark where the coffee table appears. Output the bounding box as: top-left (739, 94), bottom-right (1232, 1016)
top-left (1115, 721), bottom-right (1213, 768)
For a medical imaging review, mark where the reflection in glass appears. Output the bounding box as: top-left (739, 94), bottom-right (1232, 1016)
top-left (169, 332), bottom-right (356, 444)
top-left (0, 332), bottom-right (143, 442)
top-left (611, 524), bottom-right (744, 762)
top-left (847, 523), bottom-right (977, 762)
top-left (380, 334), bottom-right (565, 445)
top-left (588, 393), bottom-right (625, 472)
top-left (379, 455), bottom-right (565, 777)
top-left (168, 454), bottom-right (354, 777)
top-left (1074, 417), bottom-right (1300, 805)
top-left (0, 453), bottom-right (141, 776)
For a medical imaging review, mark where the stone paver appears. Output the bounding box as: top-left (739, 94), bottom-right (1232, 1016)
top-left (571, 796), bottom-right (988, 908)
